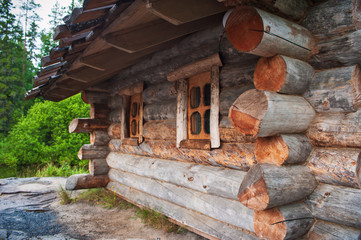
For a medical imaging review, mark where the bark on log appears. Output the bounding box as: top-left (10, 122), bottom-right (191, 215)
top-left (229, 89), bottom-right (316, 137)
top-left (65, 174), bottom-right (109, 190)
top-left (254, 203), bottom-right (314, 240)
top-left (225, 6), bottom-right (316, 59)
top-left (77, 144), bottom-right (109, 160)
top-left (107, 94), bottom-right (123, 109)
top-left (304, 65), bottom-right (361, 112)
top-left (308, 220), bottom-right (361, 240)
top-left (219, 60), bottom-right (258, 88)
top-left (220, 85), bottom-right (254, 116)
top-left (90, 103), bottom-right (110, 119)
top-left (144, 100), bottom-right (176, 121)
top-left (307, 30), bottom-right (361, 69)
top-left (68, 118), bottom-right (110, 133)
top-left (307, 148), bottom-right (361, 189)
top-left (306, 111), bottom-right (361, 148)
top-left (301, 0), bottom-right (361, 40)
top-left (89, 159), bottom-right (109, 176)
top-left (106, 152), bottom-right (246, 200)
top-left (81, 91), bottom-right (108, 104)
top-left (108, 181), bottom-right (259, 240)
top-left (109, 109), bottom-right (122, 123)
top-left (255, 134), bottom-right (312, 166)
top-left (219, 127), bottom-right (257, 143)
top-left (108, 169), bottom-right (255, 232)
top-left (238, 164), bottom-right (317, 210)
top-left (143, 82), bottom-right (177, 105)
top-left (108, 139), bottom-right (256, 171)
top-left (143, 120), bottom-right (176, 140)
top-left (305, 184), bottom-right (361, 229)
top-left (90, 130), bottom-right (110, 146)
top-left (107, 123), bottom-right (122, 139)
top-left (254, 55), bottom-right (314, 94)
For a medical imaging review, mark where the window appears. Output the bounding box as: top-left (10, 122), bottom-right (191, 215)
top-left (129, 93), bottom-right (142, 138)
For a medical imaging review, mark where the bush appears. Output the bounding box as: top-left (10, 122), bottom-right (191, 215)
top-left (0, 94), bottom-right (89, 168)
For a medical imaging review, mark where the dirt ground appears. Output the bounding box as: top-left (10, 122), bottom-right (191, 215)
top-left (0, 177), bottom-right (205, 240)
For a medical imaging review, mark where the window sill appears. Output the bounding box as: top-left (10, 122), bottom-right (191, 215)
top-left (122, 138), bottom-right (139, 146)
top-left (179, 139), bottom-right (211, 150)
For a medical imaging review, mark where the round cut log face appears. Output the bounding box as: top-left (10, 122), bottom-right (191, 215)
top-left (255, 136), bottom-right (289, 165)
top-left (254, 55), bottom-right (287, 92)
top-left (238, 177), bottom-right (269, 210)
top-left (225, 6), bottom-right (263, 52)
top-left (254, 208), bottom-right (287, 240)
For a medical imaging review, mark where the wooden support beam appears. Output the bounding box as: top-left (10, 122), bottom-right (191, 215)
top-left (83, 0), bottom-right (117, 11)
top-left (254, 203), bottom-right (314, 240)
top-left (71, 6), bottom-right (111, 24)
top-left (229, 89), bottom-right (316, 137)
top-left (238, 164), bottom-right (317, 210)
top-left (78, 144), bottom-right (109, 160)
top-left (59, 31), bottom-right (90, 48)
top-left (41, 56), bottom-right (61, 67)
top-left (145, 0), bottom-right (226, 25)
top-left (65, 174), bottom-right (109, 190)
top-left (50, 46), bottom-right (69, 60)
top-left (68, 118), bottom-right (109, 133)
top-left (305, 184), bottom-right (361, 229)
top-left (89, 159), bottom-right (109, 176)
top-left (308, 220), bottom-right (361, 240)
top-left (53, 24), bottom-right (71, 40)
top-left (176, 79), bottom-right (188, 148)
top-left (225, 6), bottom-right (316, 59)
top-left (255, 134), bottom-right (312, 166)
top-left (307, 148), bottom-right (361, 188)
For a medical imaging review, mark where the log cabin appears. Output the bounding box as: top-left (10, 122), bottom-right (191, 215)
top-left (25, 0), bottom-right (361, 239)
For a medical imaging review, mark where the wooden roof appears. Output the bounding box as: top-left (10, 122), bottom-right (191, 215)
top-left (25, 0), bottom-right (227, 101)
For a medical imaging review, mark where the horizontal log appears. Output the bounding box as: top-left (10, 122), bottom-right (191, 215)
top-left (108, 182), bottom-right (258, 240)
top-left (121, 138), bottom-right (138, 146)
top-left (220, 85), bottom-right (254, 116)
top-left (238, 164), bottom-right (317, 210)
top-left (65, 174), bottom-right (109, 190)
top-left (89, 159), bottom-right (109, 176)
top-left (109, 109), bottom-right (122, 123)
top-left (90, 103), bottom-right (110, 119)
top-left (107, 94), bottom-right (123, 109)
top-left (225, 6), bottom-right (316, 59)
top-left (108, 169), bottom-right (255, 232)
top-left (144, 100), bottom-right (176, 121)
top-left (307, 148), bottom-right (361, 188)
top-left (305, 183), bottom-right (361, 229)
top-left (68, 118), bottom-right (110, 133)
top-left (304, 65), bottom-right (361, 112)
top-left (254, 203), bottom-right (314, 240)
top-left (109, 139), bottom-right (256, 171)
top-left (308, 220), bottom-right (361, 240)
top-left (219, 60), bottom-right (258, 88)
top-left (118, 82), bottom-right (143, 96)
top-left (254, 55), bottom-right (314, 94)
top-left (77, 144), bottom-right (109, 160)
top-left (219, 127), bottom-right (256, 143)
top-left (90, 130), bottom-right (110, 146)
top-left (179, 139), bottom-right (211, 151)
top-left (143, 120), bottom-right (176, 140)
top-left (255, 134), bottom-right (312, 165)
top-left (107, 123), bottom-right (122, 139)
top-left (81, 90), bottom-right (108, 104)
top-left (306, 111), bottom-right (361, 148)
top-left (229, 89), bottom-right (316, 137)
top-left (106, 152), bottom-right (246, 200)
top-left (142, 82), bottom-right (176, 105)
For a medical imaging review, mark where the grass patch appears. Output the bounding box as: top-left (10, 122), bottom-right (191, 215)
top-left (58, 186), bottom-right (73, 205)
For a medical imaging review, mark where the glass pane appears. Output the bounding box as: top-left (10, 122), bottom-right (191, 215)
top-left (131, 120), bottom-right (137, 136)
top-left (131, 102), bottom-right (138, 117)
top-left (204, 109), bottom-right (210, 134)
top-left (190, 87), bottom-right (201, 108)
top-left (190, 112), bottom-right (201, 135)
top-left (204, 83), bottom-right (211, 106)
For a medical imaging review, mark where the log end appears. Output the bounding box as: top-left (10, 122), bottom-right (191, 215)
top-left (255, 136), bottom-right (289, 166)
top-left (228, 109), bottom-right (260, 136)
top-left (68, 118), bottom-right (80, 133)
top-left (254, 208), bottom-right (287, 240)
top-left (254, 55), bottom-right (286, 92)
top-left (225, 6), bottom-right (263, 53)
top-left (65, 174), bottom-right (83, 190)
top-left (65, 174), bottom-right (109, 190)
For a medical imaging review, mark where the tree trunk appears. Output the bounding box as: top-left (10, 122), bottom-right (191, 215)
top-left (90, 103), bottom-right (109, 119)
top-left (65, 174), bottom-right (109, 190)
top-left (304, 65), bottom-right (361, 112)
top-left (144, 100), bottom-right (176, 121)
top-left (307, 148), bottom-right (361, 188)
top-left (90, 130), bottom-right (110, 146)
top-left (238, 164), bottom-right (317, 210)
top-left (89, 159), bottom-right (109, 176)
top-left (77, 144), bottom-right (109, 160)
top-left (143, 82), bottom-right (177, 105)
top-left (229, 89), bottom-right (316, 137)
top-left (225, 6), bottom-right (316, 59)
top-left (306, 111), bottom-right (361, 148)
top-left (255, 134), bottom-right (312, 165)
top-left (107, 152), bottom-right (246, 200)
top-left (254, 203), bottom-right (314, 240)
top-left (143, 120), bottom-right (176, 140)
top-left (107, 123), bottom-right (122, 139)
top-left (254, 55), bottom-right (314, 94)
top-left (307, 220), bottom-right (361, 240)
top-left (68, 118), bottom-right (109, 133)
top-left (305, 183), bottom-right (361, 229)
top-left (220, 85), bottom-right (254, 116)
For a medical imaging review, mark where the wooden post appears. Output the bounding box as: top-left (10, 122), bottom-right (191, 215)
top-left (77, 144), bottom-right (109, 160)
top-left (254, 203), bottom-right (314, 240)
top-left (305, 184), bottom-right (361, 229)
top-left (238, 164), bottom-right (317, 210)
top-left (307, 220), bottom-right (361, 240)
top-left (210, 65), bottom-right (220, 148)
top-left (254, 55), bottom-right (314, 94)
top-left (229, 89), bottom-right (316, 137)
top-left (176, 79), bottom-right (188, 148)
top-left (68, 118), bottom-right (109, 133)
top-left (255, 134), bottom-right (312, 166)
top-left (89, 159), bottom-right (109, 176)
top-left (65, 174), bottom-right (109, 190)
top-left (307, 148), bottom-right (361, 188)
top-left (304, 65), bottom-right (361, 112)
top-left (90, 130), bottom-right (110, 146)
top-left (225, 6), bottom-right (316, 59)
